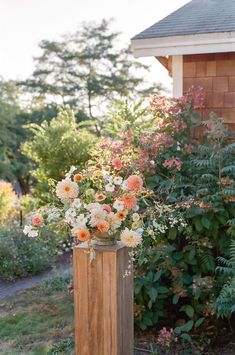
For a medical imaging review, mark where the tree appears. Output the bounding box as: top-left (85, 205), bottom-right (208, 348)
top-left (22, 109), bottom-right (97, 202)
top-left (0, 78), bottom-right (59, 193)
top-left (0, 79), bottom-right (22, 184)
top-left (20, 19), bottom-right (161, 132)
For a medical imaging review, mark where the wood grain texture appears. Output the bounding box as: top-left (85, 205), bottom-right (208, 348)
top-left (73, 242), bottom-right (133, 355)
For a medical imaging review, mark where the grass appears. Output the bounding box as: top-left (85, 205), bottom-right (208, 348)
top-left (2, 274), bottom-right (232, 355)
top-left (0, 275), bottom-right (74, 354)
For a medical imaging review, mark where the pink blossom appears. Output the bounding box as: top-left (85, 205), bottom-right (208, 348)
top-left (112, 158), bottom-right (123, 170)
top-left (156, 327), bottom-right (174, 348)
top-left (163, 158), bottom-right (182, 171)
top-left (32, 214), bottom-right (43, 227)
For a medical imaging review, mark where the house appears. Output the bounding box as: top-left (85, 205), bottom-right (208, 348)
top-left (131, 0), bottom-right (235, 132)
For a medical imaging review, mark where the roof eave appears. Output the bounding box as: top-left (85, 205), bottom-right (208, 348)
top-left (131, 31), bottom-right (235, 57)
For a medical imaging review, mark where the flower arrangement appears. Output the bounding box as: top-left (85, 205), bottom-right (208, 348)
top-left (23, 164), bottom-right (146, 260)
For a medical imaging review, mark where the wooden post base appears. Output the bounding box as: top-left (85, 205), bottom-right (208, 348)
top-left (73, 242), bottom-right (133, 355)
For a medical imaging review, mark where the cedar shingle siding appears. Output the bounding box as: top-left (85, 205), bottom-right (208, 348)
top-left (183, 53), bottom-right (235, 132)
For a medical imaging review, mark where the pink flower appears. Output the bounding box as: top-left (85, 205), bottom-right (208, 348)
top-left (32, 214), bottom-right (43, 227)
top-left (163, 158), bottom-right (182, 171)
top-left (103, 204), bottom-right (112, 213)
top-left (126, 175), bottom-right (143, 191)
top-left (172, 119), bottom-right (187, 133)
top-left (156, 328), bottom-right (174, 348)
top-left (112, 158), bottom-right (123, 170)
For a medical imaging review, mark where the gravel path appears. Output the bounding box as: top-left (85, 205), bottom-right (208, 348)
top-left (0, 259), bottom-right (72, 300)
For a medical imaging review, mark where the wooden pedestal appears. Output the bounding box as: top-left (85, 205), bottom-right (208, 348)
top-left (73, 242), bottom-right (133, 355)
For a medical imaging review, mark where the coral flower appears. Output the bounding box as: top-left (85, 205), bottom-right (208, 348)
top-left (103, 204), bottom-right (112, 213)
top-left (112, 158), bottom-right (123, 170)
top-left (74, 173), bottom-right (83, 182)
top-left (97, 220), bottom-right (110, 233)
top-left (117, 210), bottom-right (127, 221)
top-left (95, 193), bottom-right (106, 202)
top-left (76, 228), bottom-right (90, 242)
top-left (126, 175), bottom-right (143, 191)
top-left (32, 214), bottom-right (43, 227)
top-left (122, 195), bottom-right (137, 210)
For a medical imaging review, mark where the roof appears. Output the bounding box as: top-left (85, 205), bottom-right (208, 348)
top-left (132, 0), bottom-right (235, 40)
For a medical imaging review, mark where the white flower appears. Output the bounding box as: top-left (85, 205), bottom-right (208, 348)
top-left (71, 198), bottom-right (82, 209)
top-left (89, 207), bottom-right (107, 227)
top-left (56, 178), bottom-right (79, 200)
top-left (65, 165), bottom-right (77, 178)
top-left (65, 208), bottom-right (77, 225)
top-left (86, 203), bottom-right (101, 211)
top-left (113, 176), bottom-right (123, 185)
top-left (23, 225), bottom-right (38, 238)
top-left (113, 200), bottom-right (125, 211)
top-left (102, 171), bottom-right (112, 182)
top-left (121, 180), bottom-right (128, 190)
top-left (47, 207), bottom-right (61, 222)
top-left (75, 214), bottom-right (88, 227)
top-left (105, 183), bottom-right (115, 192)
top-left (132, 213), bottom-right (140, 222)
top-left (120, 228), bottom-right (142, 248)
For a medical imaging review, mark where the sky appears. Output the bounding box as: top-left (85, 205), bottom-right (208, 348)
top-left (0, 0), bottom-right (190, 90)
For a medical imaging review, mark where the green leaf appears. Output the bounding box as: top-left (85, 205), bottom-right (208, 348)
top-left (194, 317), bottom-right (205, 328)
top-left (192, 112), bottom-right (201, 120)
top-left (194, 217), bottom-right (203, 232)
top-left (153, 271), bottom-right (162, 282)
top-left (146, 271), bottom-right (154, 282)
top-left (157, 286), bottom-right (169, 294)
top-left (180, 333), bottom-right (192, 342)
top-left (173, 295), bottom-right (179, 304)
top-left (148, 287), bottom-right (158, 301)
top-left (168, 227), bottom-right (177, 240)
top-left (201, 216), bottom-right (211, 229)
top-left (188, 248), bottom-right (196, 261)
top-left (180, 305), bottom-right (195, 318)
top-left (175, 320), bottom-right (194, 334)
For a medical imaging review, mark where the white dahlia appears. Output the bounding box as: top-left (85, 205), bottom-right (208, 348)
top-left (56, 178), bottom-right (79, 200)
top-left (113, 199), bottom-right (125, 211)
top-left (120, 228), bottom-right (142, 248)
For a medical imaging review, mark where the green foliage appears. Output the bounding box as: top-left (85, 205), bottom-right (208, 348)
top-left (215, 240), bottom-right (235, 318)
top-left (132, 93), bottom-right (235, 335)
top-left (104, 99), bottom-right (154, 138)
top-left (22, 109), bottom-right (96, 202)
top-left (0, 77), bottom-right (59, 193)
top-left (0, 79), bottom-right (22, 181)
top-left (0, 228), bottom-right (54, 281)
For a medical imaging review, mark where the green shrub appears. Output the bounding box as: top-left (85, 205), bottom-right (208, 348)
top-left (0, 228), bottom-right (54, 281)
top-left (22, 109), bottom-right (97, 203)
top-left (133, 91), bottom-right (235, 337)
